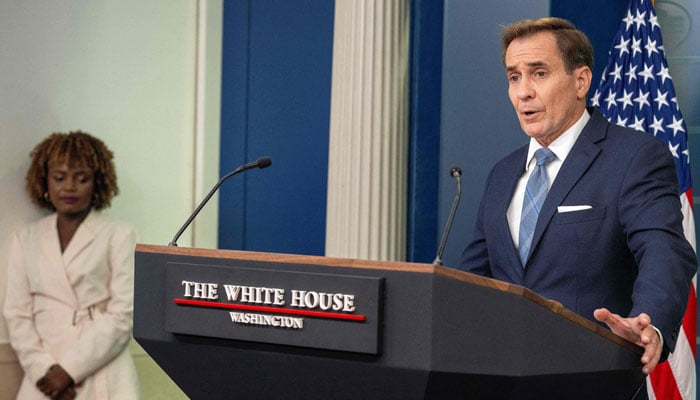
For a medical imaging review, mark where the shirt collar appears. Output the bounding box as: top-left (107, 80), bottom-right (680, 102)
top-left (525, 110), bottom-right (591, 171)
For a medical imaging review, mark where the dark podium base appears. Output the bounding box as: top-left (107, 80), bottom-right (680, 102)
top-left (426, 371), bottom-right (643, 400)
top-left (139, 336), bottom-right (643, 400)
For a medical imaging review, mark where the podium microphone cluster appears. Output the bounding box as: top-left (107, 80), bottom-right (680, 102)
top-left (168, 156), bottom-right (272, 247)
top-left (433, 165), bottom-right (462, 266)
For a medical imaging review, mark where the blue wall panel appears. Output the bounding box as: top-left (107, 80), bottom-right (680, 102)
top-left (219, 1), bottom-right (250, 250)
top-left (219, 0), bottom-right (334, 255)
top-left (407, 0), bottom-right (444, 263)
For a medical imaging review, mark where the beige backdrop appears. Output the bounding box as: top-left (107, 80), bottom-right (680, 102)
top-left (0, 0), bottom-right (222, 398)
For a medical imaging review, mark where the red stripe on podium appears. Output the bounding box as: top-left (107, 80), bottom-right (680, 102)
top-left (174, 298), bottom-right (367, 321)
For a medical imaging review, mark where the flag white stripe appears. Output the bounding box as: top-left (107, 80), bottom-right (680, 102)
top-left (668, 328), bottom-right (696, 400)
top-left (681, 194), bottom-right (696, 252)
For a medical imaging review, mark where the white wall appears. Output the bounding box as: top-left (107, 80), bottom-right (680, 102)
top-left (0, 0), bottom-right (221, 397)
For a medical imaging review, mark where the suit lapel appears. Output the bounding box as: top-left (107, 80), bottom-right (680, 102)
top-left (528, 109), bottom-right (607, 260)
top-left (39, 214), bottom-right (62, 263)
top-left (62, 210), bottom-right (105, 267)
top-left (38, 214), bottom-right (78, 303)
top-left (497, 147), bottom-right (530, 277)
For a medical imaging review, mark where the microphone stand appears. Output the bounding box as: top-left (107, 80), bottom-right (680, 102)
top-left (168, 157), bottom-right (271, 246)
top-left (433, 166), bottom-right (462, 265)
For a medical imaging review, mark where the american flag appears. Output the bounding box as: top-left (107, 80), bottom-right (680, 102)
top-left (590, 0), bottom-right (697, 398)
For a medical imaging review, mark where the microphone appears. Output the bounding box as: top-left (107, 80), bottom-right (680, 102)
top-left (168, 156), bottom-right (272, 246)
top-left (433, 165), bottom-right (462, 265)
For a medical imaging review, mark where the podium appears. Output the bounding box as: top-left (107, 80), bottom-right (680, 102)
top-left (133, 244), bottom-right (645, 399)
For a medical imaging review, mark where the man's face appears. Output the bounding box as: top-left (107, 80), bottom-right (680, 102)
top-left (505, 31), bottom-right (590, 146)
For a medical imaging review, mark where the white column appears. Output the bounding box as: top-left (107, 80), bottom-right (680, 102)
top-left (191, 0), bottom-right (222, 249)
top-left (325, 0), bottom-right (410, 261)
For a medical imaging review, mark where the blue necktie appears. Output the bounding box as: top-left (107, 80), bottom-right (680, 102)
top-left (519, 147), bottom-right (556, 266)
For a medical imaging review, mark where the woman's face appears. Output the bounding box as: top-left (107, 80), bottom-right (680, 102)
top-left (46, 160), bottom-right (95, 218)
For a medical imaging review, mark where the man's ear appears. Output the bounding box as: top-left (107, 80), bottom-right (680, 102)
top-left (576, 66), bottom-right (593, 100)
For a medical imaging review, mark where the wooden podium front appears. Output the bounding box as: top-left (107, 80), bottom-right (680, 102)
top-left (133, 244), bottom-right (645, 399)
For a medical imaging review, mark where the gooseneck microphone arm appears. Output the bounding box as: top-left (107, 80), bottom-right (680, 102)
top-left (433, 165), bottom-right (462, 265)
top-left (168, 156), bottom-right (272, 246)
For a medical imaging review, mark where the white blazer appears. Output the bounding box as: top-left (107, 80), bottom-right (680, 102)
top-left (3, 211), bottom-right (140, 399)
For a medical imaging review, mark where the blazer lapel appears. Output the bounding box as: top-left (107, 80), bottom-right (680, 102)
top-left (62, 210), bottom-right (105, 266)
top-left (497, 147), bottom-right (530, 276)
top-left (528, 109), bottom-right (607, 258)
top-left (39, 214), bottom-right (62, 263)
top-left (38, 214), bottom-right (78, 303)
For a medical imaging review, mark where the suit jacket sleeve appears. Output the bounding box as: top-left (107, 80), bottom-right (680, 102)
top-left (620, 138), bottom-right (696, 355)
top-left (3, 232), bottom-right (58, 383)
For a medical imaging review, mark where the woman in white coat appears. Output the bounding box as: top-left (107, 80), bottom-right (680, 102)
top-left (3, 131), bottom-right (140, 400)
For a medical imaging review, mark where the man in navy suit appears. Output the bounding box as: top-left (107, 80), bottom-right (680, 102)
top-left (457, 17), bottom-right (696, 377)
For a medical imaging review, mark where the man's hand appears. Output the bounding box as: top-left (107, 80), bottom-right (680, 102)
top-left (36, 364), bottom-right (74, 399)
top-left (594, 308), bottom-right (662, 375)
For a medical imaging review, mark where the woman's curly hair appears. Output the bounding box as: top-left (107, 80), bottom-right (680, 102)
top-left (26, 131), bottom-right (119, 211)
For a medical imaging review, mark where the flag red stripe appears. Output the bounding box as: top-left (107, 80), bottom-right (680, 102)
top-left (681, 189), bottom-right (697, 360)
top-left (682, 284), bottom-right (697, 358)
top-left (650, 361), bottom-right (683, 400)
